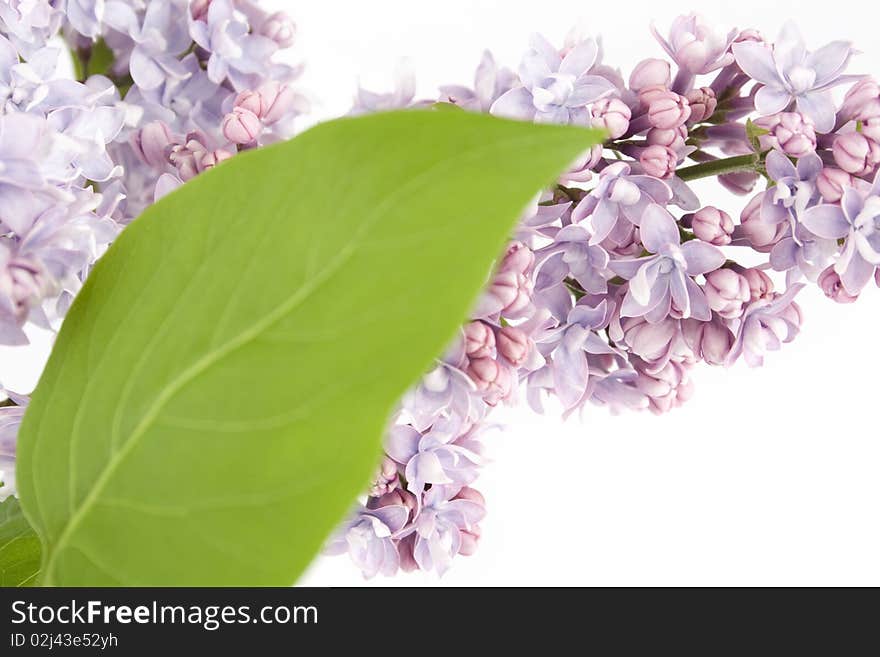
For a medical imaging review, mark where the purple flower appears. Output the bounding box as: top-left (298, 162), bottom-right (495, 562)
top-left (491, 34), bottom-right (615, 124)
top-left (761, 150), bottom-right (822, 226)
top-left (105, 0), bottom-right (192, 91)
top-left (187, 0), bottom-right (278, 89)
top-left (406, 486), bottom-right (485, 576)
top-left (533, 224), bottom-right (610, 320)
top-left (571, 161), bottom-right (673, 244)
top-left (727, 285), bottom-right (804, 367)
top-left (732, 23), bottom-right (856, 132)
top-left (385, 418), bottom-right (483, 496)
top-left (543, 299), bottom-right (617, 410)
top-left (610, 204), bottom-right (725, 322)
top-left (440, 50), bottom-right (517, 113)
top-left (325, 504), bottom-right (409, 579)
top-left (0, 0), bottom-right (60, 56)
top-left (801, 176), bottom-right (880, 294)
top-left (651, 13), bottom-right (737, 75)
top-left (633, 357), bottom-right (694, 414)
top-left (400, 355), bottom-right (478, 432)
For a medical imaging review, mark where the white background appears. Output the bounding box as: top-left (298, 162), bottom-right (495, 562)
top-left (3, 1), bottom-right (879, 586)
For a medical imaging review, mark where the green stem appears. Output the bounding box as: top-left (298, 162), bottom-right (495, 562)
top-left (675, 154), bottom-right (760, 182)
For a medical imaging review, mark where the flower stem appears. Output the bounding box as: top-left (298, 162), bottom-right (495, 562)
top-left (675, 153), bottom-right (760, 182)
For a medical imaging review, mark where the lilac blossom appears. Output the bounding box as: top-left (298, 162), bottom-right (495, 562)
top-left (571, 161), bottom-right (672, 243)
top-left (325, 504), bottom-right (410, 578)
top-left (405, 486), bottom-right (486, 576)
top-left (105, 0), bottom-right (192, 91)
top-left (440, 50), bottom-right (517, 113)
top-left (732, 23), bottom-right (856, 132)
top-left (651, 13), bottom-right (737, 76)
top-left (801, 176), bottom-right (880, 294)
top-left (384, 418), bottom-right (483, 496)
top-left (491, 34), bottom-right (616, 124)
top-left (727, 285), bottom-right (804, 367)
top-left (760, 150), bottom-right (822, 227)
top-left (187, 0), bottom-right (278, 89)
top-left (610, 204), bottom-right (725, 322)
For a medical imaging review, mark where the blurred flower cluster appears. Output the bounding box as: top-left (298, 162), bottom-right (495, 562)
top-left (331, 16), bottom-right (879, 577)
top-left (0, 0), bottom-right (305, 499)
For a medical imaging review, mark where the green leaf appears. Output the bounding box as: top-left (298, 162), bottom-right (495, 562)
top-left (86, 39), bottom-right (115, 78)
top-left (745, 118), bottom-right (770, 152)
top-left (17, 110), bottom-right (601, 586)
top-left (0, 497), bottom-right (41, 587)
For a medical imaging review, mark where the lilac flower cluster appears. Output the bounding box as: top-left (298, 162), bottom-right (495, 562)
top-left (331, 17), bottom-right (879, 577)
top-left (0, 0), bottom-right (305, 500)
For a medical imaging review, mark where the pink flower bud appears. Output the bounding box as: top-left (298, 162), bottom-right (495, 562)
top-left (840, 78), bottom-right (880, 122)
top-left (620, 316), bottom-right (682, 363)
top-left (647, 91), bottom-right (691, 129)
top-left (130, 120), bottom-right (174, 168)
top-left (685, 87), bottom-right (717, 123)
top-left (833, 132), bottom-right (880, 176)
top-left (738, 192), bottom-right (786, 252)
top-left (222, 107), bottom-right (262, 144)
top-left (368, 488), bottom-right (418, 521)
top-left (742, 268), bottom-right (774, 301)
top-left (640, 144), bottom-right (677, 179)
top-left (629, 59), bottom-right (671, 91)
top-left (463, 321), bottom-right (495, 359)
top-left (198, 148), bottom-right (233, 173)
top-left (233, 90), bottom-right (263, 116)
top-left (638, 84), bottom-right (671, 108)
top-left (818, 266), bottom-right (859, 303)
top-left (499, 241), bottom-right (534, 274)
top-left (755, 112), bottom-right (817, 158)
top-left (816, 167), bottom-right (854, 203)
top-left (494, 270), bottom-right (532, 316)
top-left (690, 206), bottom-right (733, 246)
top-left (258, 81), bottom-right (299, 125)
top-left (646, 125), bottom-right (688, 149)
top-left (563, 145), bottom-right (603, 182)
top-left (466, 357), bottom-right (513, 405)
top-left (369, 456), bottom-right (400, 497)
top-left (704, 269), bottom-right (750, 319)
top-left (591, 97), bottom-right (631, 139)
top-left (168, 138), bottom-right (205, 181)
top-left (682, 317), bottom-right (734, 366)
top-left (634, 358), bottom-right (693, 414)
top-left (496, 326), bottom-right (530, 366)
top-left (453, 487), bottom-right (485, 556)
top-left (258, 11), bottom-right (296, 48)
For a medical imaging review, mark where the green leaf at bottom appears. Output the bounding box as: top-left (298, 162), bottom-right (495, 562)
top-left (0, 497), bottom-right (40, 587)
top-left (17, 111), bottom-right (601, 586)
